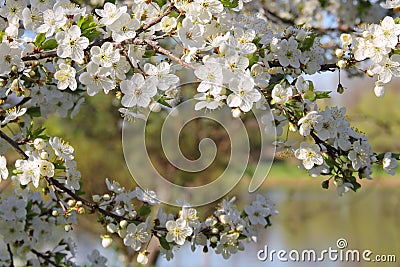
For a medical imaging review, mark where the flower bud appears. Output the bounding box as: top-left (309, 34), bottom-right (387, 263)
top-left (76, 201), bottom-right (83, 207)
top-left (374, 83), bottom-right (385, 97)
top-left (64, 225), bottom-right (72, 232)
top-left (137, 252), bottom-right (149, 265)
top-left (103, 194), bottom-right (111, 201)
top-left (149, 102), bottom-right (161, 112)
top-left (337, 84), bottom-right (345, 94)
top-left (335, 49), bottom-right (344, 58)
top-left (120, 220), bottom-right (128, 229)
top-left (210, 236), bottom-right (218, 243)
top-left (211, 228), bottom-right (219, 234)
top-left (40, 151), bottom-right (49, 160)
top-left (67, 199), bottom-right (76, 207)
top-left (11, 65), bottom-right (18, 73)
top-left (101, 235), bottom-right (113, 248)
top-left (219, 214), bottom-right (229, 224)
top-left (340, 33), bottom-right (352, 46)
top-left (296, 30), bottom-right (307, 41)
top-left (236, 224), bottom-right (244, 232)
top-left (92, 195), bottom-right (101, 202)
top-left (366, 69), bottom-right (374, 77)
top-left (337, 60), bottom-right (346, 69)
top-left (231, 108), bottom-right (241, 118)
top-left (52, 210), bottom-right (59, 216)
top-left (77, 207), bottom-right (85, 214)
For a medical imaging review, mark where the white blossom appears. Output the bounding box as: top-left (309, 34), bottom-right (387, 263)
top-left (0, 156), bottom-right (8, 180)
top-left (295, 142), bottom-right (324, 170)
top-left (90, 42), bottom-right (120, 68)
top-left (54, 63), bottom-right (77, 91)
top-left (56, 25), bottom-right (89, 62)
top-left (227, 75), bottom-right (261, 112)
top-left (120, 74), bottom-right (157, 108)
top-left (383, 152), bottom-right (398, 175)
top-left (123, 223), bottom-right (151, 251)
top-left (95, 2), bottom-right (127, 26)
top-left (166, 218), bottom-right (193, 245)
top-left (79, 62), bottom-right (116, 96)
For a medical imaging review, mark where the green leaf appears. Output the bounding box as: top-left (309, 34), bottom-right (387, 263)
top-left (34, 33), bottom-right (46, 47)
top-left (27, 106), bottom-right (42, 117)
top-left (169, 10), bottom-right (180, 18)
top-left (77, 16), bottom-right (85, 28)
top-left (42, 39), bottom-right (58, 50)
top-left (247, 53), bottom-right (259, 67)
top-left (80, 16), bottom-right (95, 31)
top-left (83, 30), bottom-right (102, 42)
top-left (299, 33), bottom-right (318, 52)
top-left (159, 237), bottom-right (171, 250)
top-left (220, 0), bottom-right (239, 8)
top-left (238, 234), bottom-right (247, 240)
top-left (54, 162), bottom-right (66, 170)
top-left (139, 205), bottom-right (151, 216)
top-left (156, 0), bottom-right (167, 8)
top-left (0, 31), bottom-right (4, 43)
top-left (158, 97), bottom-right (172, 108)
top-left (143, 50), bottom-right (156, 58)
top-left (315, 91), bottom-right (331, 99)
top-left (303, 90), bottom-right (316, 101)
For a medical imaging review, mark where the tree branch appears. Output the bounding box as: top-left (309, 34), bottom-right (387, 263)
top-left (7, 244), bottom-right (14, 267)
top-left (31, 249), bottom-right (61, 267)
top-left (47, 177), bottom-right (137, 223)
top-left (0, 130), bottom-right (28, 159)
top-left (143, 39), bottom-right (196, 70)
top-left (137, 3), bottom-right (176, 34)
top-left (21, 3), bottom-right (176, 63)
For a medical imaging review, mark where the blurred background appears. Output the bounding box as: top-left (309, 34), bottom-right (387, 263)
top-left (39, 70), bottom-right (400, 267)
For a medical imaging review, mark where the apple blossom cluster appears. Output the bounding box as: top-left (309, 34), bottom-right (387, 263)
top-left (338, 15), bottom-right (400, 97)
top-left (94, 179), bottom-right (277, 262)
top-left (0, 189), bottom-right (82, 266)
top-left (11, 136), bottom-right (81, 192)
top-left (264, 75), bottom-right (399, 195)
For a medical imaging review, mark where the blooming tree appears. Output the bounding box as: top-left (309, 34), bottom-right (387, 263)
top-left (0, 0), bottom-right (400, 265)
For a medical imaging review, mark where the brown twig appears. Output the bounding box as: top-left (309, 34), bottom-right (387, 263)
top-left (0, 130), bottom-right (28, 160)
top-left (7, 244), bottom-right (14, 267)
top-left (143, 39), bottom-right (195, 70)
top-left (21, 3), bottom-right (176, 63)
top-left (47, 177), bottom-right (137, 223)
top-left (45, 177), bottom-right (68, 215)
top-left (30, 249), bottom-right (62, 267)
top-left (137, 3), bottom-right (176, 34)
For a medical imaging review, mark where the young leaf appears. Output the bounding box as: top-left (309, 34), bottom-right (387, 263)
top-left (42, 39), bottom-right (58, 50)
top-left (220, 0), bottom-right (239, 8)
top-left (315, 91), bottom-right (331, 99)
top-left (34, 33), bottom-right (46, 47)
top-left (299, 33), bottom-right (318, 52)
top-left (139, 205), bottom-right (151, 216)
top-left (159, 237), bottom-right (171, 250)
